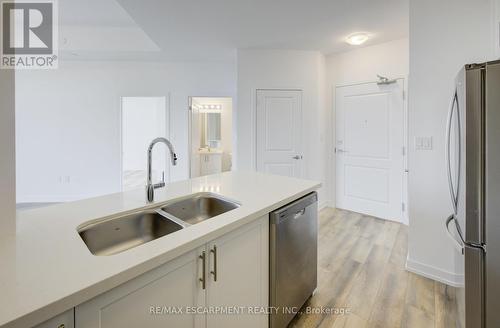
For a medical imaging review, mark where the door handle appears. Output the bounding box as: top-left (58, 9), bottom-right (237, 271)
top-left (292, 155), bottom-right (303, 160)
top-left (199, 251), bottom-right (206, 289)
top-left (210, 245), bottom-right (217, 282)
top-left (335, 148), bottom-right (348, 153)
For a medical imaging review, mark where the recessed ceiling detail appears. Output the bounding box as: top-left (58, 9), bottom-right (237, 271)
top-left (59, 0), bottom-right (409, 61)
top-left (117, 0), bottom-right (408, 60)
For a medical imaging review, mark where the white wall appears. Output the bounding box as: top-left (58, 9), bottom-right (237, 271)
top-left (121, 97), bottom-right (167, 188)
top-left (494, 0), bottom-right (500, 58)
top-left (220, 98), bottom-right (233, 171)
top-left (326, 38), bottom-right (409, 85)
top-left (325, 38), bottom-right (409, 210)
top-left (407, 0), bottom-right (493, 286)
top-left (16, 59), bottom-right (236, 202)
top-left (0, 69), bottom-right (16, 238)
top-left (237, 49), bottom-right (328, 207)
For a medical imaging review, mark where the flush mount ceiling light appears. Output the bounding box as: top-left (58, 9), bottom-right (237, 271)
top-left (345, 33), bottom-right (370, 46)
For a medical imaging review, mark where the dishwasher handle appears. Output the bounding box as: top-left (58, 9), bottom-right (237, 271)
top-left (270, 192), bottom-right (317, 225)
top-left (293, 208), bottom-right (306, 219)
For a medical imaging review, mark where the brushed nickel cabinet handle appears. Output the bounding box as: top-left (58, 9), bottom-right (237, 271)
top-left (210, 245), bottom-right (218, 282)
top-left (199, 251), bottom-right (206, 289)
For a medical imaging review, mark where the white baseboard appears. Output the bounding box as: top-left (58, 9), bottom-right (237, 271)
top-left (318, 199), bottom-right (330, 211)
top-left (319, 199), bottom-right (335, 211)
top-left (406, 254), bottom-right (464, 287)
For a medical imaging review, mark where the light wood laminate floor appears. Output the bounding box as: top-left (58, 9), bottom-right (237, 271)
top-left (289, 208), bottom-right (458, 328)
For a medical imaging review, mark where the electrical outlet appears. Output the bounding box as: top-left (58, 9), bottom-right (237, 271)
top-left (415, 137), bottom-right (433, 150)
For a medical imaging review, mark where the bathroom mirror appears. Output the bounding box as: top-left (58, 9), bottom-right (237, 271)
top-left (203, 112), bottom-right (221, 148)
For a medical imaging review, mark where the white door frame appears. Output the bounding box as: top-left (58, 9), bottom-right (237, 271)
top-left (187, 95), bottom-right (233, 178)
top-left (253, 88), bottom-right (304, 175)
top-left (119, 95), bottom-right (171, 192)
top-left (331, 78), bottom-right (409, 224)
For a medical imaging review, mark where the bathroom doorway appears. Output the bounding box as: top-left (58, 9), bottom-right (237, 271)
top-left (188, 97), bottom-right (233, 178)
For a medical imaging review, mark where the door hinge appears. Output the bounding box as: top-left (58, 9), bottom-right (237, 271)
top-left (402, 202), bottom-right (406, 212)
top-left (402, 146), bottom-right (406, 156)
top-left (402, 90), bottom-right (405, 100)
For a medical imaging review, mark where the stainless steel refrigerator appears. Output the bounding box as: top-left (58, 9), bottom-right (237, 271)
top-left (445, 60), bottom-right (500, 328)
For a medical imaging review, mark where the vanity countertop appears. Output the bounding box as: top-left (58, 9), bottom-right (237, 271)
top-left (0, 171), bottom-right (320, 328)
top-left (198, 148), bottom-right (223, 154)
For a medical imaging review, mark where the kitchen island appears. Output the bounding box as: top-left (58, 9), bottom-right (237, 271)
top-left (0, 171), bottom-right (320, 328)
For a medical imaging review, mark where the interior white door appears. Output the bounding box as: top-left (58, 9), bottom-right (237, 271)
top-left (335, 80), bottom-right (405, 222)
top-left (256, 90), bottom-right (302, 178)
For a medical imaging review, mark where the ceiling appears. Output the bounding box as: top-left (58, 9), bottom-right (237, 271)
top-left (59, 0), bottom-right (409, 61)
top-left (59, 0), bottom-right (133, 27)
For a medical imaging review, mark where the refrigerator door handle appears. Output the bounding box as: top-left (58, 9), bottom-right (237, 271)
top-left (445, 88), bottom-right (461, 214)
top-left (446, 214), bottom-right (464, 254)
top-left (455, 88), bottom-right (462, 212)
top-left (445, 90), bottom-right (456, 213)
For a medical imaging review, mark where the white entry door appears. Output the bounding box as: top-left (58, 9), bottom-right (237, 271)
top-left (335, 81), bottom-right (405, 222)
top-left (256, 90), bottom-right (303, 178)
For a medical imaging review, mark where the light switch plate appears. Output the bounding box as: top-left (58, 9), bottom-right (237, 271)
top-left (415, 136), bottom-right (433, 150)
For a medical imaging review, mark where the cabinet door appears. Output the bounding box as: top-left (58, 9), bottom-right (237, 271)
top-left (200, 155), bottom-right (210, 176)
top-left (200, 154), bottom-right (223, 175)
top-left (34, 309), bottom-right (74, 328)
top-left (206, 216), bottom-right (269, 328)
top-left (76, 248), bottom-right (206, 328)
top-left (210, 154), bottom-right (222, 173)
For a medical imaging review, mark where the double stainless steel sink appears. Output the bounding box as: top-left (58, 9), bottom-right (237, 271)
top-left (160, 193), bottom-right (240, 225)
top-left (78, 193), bottom-right (239, 256)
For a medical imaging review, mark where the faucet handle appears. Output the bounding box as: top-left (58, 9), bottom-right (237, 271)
top-left (151, 171), bottom-right (166, 190)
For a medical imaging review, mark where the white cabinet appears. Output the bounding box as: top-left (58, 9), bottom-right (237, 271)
top-left (200, 153), bottom-right (222, 176)
top-left (75, 216), bottom-right (268, 328)
top-left (34, 309), bottom-right (74, 328)
top-left (76, 248), bottom-right (206, 328)
top-left (206, 216), bottom-right (269, 328)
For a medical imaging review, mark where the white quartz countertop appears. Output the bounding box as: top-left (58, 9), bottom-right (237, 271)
top-left (0, 171), bottom-right (320, 328)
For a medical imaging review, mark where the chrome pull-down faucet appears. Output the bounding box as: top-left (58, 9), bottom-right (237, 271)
top-left (146, 137), bottom-right (178, 202)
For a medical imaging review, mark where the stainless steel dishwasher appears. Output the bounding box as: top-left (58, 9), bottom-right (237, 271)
top-left (270, 192), bottom-right (318, 328)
